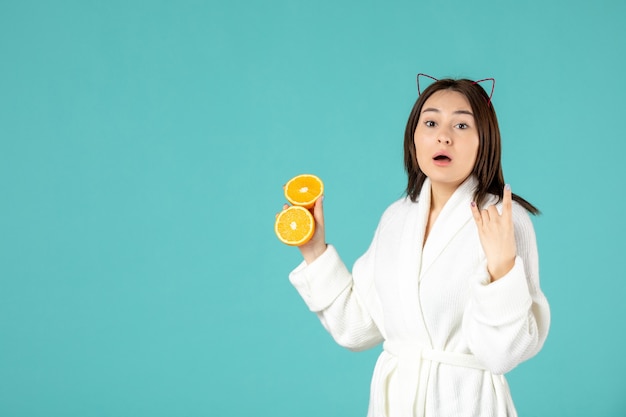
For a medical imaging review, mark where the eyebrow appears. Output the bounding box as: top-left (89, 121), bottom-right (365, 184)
top-left (421, 107), bottom-right (474, 116)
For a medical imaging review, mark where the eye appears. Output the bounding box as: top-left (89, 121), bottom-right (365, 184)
top-left (455, 123), bottom-right (469, 129)
top-left (424, 120), bottom-right (436, 127)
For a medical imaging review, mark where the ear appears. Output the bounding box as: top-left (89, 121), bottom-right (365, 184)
top-left (472, 78), bottom-right (496, 106)
top-left (416, 73), bottom-right (439, 95)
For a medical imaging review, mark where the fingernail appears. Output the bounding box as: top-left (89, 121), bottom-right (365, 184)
top-left (505, 184), bottom-right (511, 190)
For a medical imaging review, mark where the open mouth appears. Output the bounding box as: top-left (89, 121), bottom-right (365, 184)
top-left (433, 155), bottom-right (451, 162)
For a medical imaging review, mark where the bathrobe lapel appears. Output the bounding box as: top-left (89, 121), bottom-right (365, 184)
top-left (393, 181), bottom-right (430, 338)
top-left (420, 176), bottom-right (478, 280)
top-left (389, 176), bottom-right (479, 339)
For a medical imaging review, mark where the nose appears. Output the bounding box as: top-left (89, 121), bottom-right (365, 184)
top-left (436, 125), bottom-right (453, 145)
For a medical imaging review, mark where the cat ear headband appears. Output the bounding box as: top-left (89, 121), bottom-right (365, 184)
top-left (416, 73), bottom-right (496, 106)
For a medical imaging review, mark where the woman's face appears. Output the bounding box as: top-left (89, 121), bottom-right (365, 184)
top-left (413, 89), bottom-right (479, 191)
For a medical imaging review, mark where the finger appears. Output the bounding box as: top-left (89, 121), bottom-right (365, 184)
top-left (312, 195), bottom-right (325, 227)
top-left (470, 201), bottom-right (482, 226)
top-left (481, 208), bottom-right (491, 223)
top-left (276, 204), bottom-right (290, 218)
top-left (502, 184), bottom-right (513, 218)
top-left (487, 204), bottom-right (499, 219)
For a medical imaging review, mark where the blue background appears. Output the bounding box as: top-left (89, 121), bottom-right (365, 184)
top-left (1, 0), bottom-right (625, 416)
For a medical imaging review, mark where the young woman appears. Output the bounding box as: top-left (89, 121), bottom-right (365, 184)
top-left (284, 76), bottom-right (550, 417)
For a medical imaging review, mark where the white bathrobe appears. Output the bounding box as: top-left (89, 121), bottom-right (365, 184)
top-left (289, 176), bottom-right (550, 417)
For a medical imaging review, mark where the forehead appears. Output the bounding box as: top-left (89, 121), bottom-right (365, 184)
top-left (423, 89), bottom-right (472, 111)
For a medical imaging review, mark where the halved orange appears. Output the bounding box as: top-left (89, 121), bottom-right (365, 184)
top-left (275, 205), bottom-right (315, 246)
top-left (284, 174), bottom-right (324, 209)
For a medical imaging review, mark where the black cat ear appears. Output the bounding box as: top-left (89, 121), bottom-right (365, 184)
top-left (416, 73), bottom-right (439, 95)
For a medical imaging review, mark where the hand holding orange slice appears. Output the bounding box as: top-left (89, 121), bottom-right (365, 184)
top-left (275, 174), bottom-right (324, 246)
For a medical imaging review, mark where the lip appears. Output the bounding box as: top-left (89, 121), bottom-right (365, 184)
top-left (432, 151), bottom-right (452, 166)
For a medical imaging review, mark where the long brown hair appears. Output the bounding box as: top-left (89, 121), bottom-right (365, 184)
top-left (403, 78), bottom-right (539, 214)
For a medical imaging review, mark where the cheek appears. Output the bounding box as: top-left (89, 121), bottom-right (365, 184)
top-left (466, 141), bottom-right (480, 166)
top-left (413, 128), bottom-right (428, 149)
top-left (413, 134), bottom-right (427, 160)
top-left (472, 138), bottom-right (480, 157)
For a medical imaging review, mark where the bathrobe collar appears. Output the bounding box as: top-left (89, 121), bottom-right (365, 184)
top-left (418, 175), bottom-right (479, 279)
top-left (393, 175), bottom-right (481, 341)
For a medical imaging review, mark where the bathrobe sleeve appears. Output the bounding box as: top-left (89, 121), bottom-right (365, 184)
top-left (288, 205), bottom-right (400, 352)
top-left (462, 202), bottom-right (551, 375)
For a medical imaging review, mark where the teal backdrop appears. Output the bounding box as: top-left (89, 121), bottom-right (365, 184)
top-left (1, 0), bottom-right (625, 416)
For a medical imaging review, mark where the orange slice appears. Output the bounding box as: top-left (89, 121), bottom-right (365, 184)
top-left (274, 206), bottom-right (315, 246)
top-left (284, 174), bottom-right (324, 209)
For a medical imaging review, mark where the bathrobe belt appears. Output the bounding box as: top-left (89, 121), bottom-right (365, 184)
top-left (383, 341), bottom-right (487, 417)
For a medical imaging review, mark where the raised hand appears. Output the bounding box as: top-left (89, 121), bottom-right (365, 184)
top-left (470, 185), bottom-right (516, 282)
